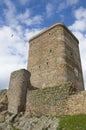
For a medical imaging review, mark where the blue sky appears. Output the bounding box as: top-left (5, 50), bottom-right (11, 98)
top-left (0, 0), bottom-right (86, 89)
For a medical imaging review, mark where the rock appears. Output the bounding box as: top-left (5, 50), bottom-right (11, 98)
top-left (0, 90), bottom-right (8, 112)
top-left (48, 117), bottom-right (59, 130)
top-left (0, 111), bottom-right (59, 130)
top-left (0, 113), bottom-right (5, 123)
top-left (9, 114), bottom-right (17, 123)
top-left (17, 115), bottom-right (59, 130)
top-left (31, 116), bottom-right (59, 130)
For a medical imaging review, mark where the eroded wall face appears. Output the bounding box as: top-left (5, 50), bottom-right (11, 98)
top-left (63, 29), bottom-right (84, 91)
top-left (28, 26), bottom-right (68, 89)
top-left (8, 69), bottom-right (31, 114)
top-left (26, 84), bottom-right (86, 116)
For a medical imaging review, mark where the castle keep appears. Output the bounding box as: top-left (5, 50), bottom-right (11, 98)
top-left (8, 22), bottom-right (85, 115)
top-left (27, 23), bottom-right (84, 90)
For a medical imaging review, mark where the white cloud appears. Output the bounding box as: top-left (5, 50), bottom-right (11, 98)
top-left (20, 15), bottom-right (43, 26)
top-left (74, 7), bottom-right (86, 19)
top-left (47, 0), bottom-right (79, 14)
top-left (58, 0), bottom-right (79, 12)
top-left (0, 26), bottom-right (27, 89)
top-left (16, 8), bottom-right (43, 26)
top-left (24, 28), bottom-right (43, 40)
top-left (66, 0), bottom-right (79, 6)
top-left (19, 0), bottom-right (30, 5)
top-left (3, 0), bottom-right (43, 28)
top-left (69, 7), bottom-right (86, 32)
top-left (46, 3), bottom-right (54, 17)
top-left (17, 9), bottom-right (43, 26)
top-left (3, 0), bottom-right (18, 27)
top-left (0, 25), bottom-right (43, 89)
top-left (17, 9), bottom-right (30, 20)
top-left (69, 20), bottom-right (86, 32)
top-left (0, 0), bottom-right (43, 89)
top-left (69, 7), bottom-right (86, 89)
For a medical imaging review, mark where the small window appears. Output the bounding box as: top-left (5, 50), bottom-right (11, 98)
top-left (46, 62), bottom-right (48, 65)
top-left (50, 49), bottom-right (52, 53)
top-left (70, 52), bottom-right (73, 56)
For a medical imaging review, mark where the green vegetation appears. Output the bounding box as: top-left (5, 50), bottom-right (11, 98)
top-left (11, 126), bottom-right (20, 130)
top-left (58, 114), bottom-right (86, 130)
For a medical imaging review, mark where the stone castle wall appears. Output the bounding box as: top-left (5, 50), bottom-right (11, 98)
top-left (26, 83), bottom-right (86, 116)
top-left (27, 23), bottom-right (84, 90)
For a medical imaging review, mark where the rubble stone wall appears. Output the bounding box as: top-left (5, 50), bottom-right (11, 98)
top-left (8, 69), bottom-right (31, 114)
top-left (26, 83), bottom-right (86, 116)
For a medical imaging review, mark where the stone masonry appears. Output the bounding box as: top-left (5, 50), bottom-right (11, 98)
top-left (26, 83), bottom-right (86, 116)
top-left (8, 69), bottom-right (31, 114)
top-left (27, 22), bottom-right (84, 91)
top-left (8, 22), bottom-right (85, 115)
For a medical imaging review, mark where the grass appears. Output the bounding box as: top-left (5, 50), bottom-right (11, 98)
top-left (11, 126), bottom-right (20, 130)
top-left (58, 114), bottom-right (86, 130)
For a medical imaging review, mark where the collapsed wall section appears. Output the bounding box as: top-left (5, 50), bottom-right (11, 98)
top-left (8, 69), bottom-right (31, 114)
top-left (63, 27), bottom-right (84, 91)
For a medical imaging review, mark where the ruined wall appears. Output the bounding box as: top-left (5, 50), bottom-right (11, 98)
top-left (66, 91), bottom-right (86, 115)
top-left (26, 83), bottom-right (86, 116)
top-left (8, 69), bottom-right (31, 114)
top-left (63, 28), bottom-right (84, 91)
top-left (27, 23), bottom-right (84, 90)
top-left (7, 22), bottom-right (85, 115)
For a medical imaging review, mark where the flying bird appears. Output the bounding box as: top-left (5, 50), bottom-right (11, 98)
top-left (11, 34), bottom-right (14, 37)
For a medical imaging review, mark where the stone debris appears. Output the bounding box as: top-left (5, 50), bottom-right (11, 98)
top-left (0, 113), bottom-right (5, 123)
top-left (0, 90), bottom-right (8, 112)
top-left (0, 112), bottom-right (59, 130)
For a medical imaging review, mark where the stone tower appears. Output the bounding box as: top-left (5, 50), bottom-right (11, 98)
top-left (8, 69), bottom-right (31, 114)
top-left (27, 22), bottom-right (84, 91)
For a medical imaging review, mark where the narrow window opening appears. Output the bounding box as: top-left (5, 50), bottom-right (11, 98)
top-left (70, 52), bottom-right (73, 56)
top-left (50, 49), bottom-right (52, 53)
top-left (47, 62), bottom-right (48, 65)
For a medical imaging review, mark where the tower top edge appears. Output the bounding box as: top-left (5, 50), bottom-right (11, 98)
top-left (29, 22), bottom-right (79, 44)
